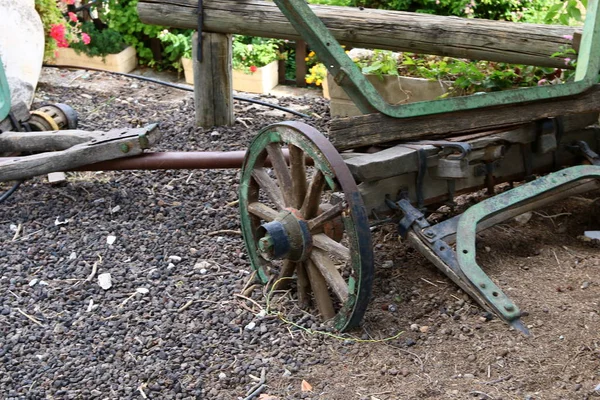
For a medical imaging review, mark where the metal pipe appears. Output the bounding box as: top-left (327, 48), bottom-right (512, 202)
top-left (67, 150), bottom-right (303, 171)
top-left (70, 151), bottom-right (249, 170)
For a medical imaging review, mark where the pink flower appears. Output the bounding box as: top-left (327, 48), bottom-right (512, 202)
top-left (50, 24), bottom-right (69, 48)
top-left (563, 35), bottom-right (574, 41)
top-left (249, 65), bottom-right (258, 73)
top-left (564, 57), bottom-right (572, 66)
top-left (81, 33), bottom-right (91, 45)
top-left (68, 12), bottom-right (78, 22)
top-left (537, 79), bottom-right (547, 86)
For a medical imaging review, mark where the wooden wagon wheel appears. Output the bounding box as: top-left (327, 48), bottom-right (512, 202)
top-left (239, 121), bottom-right (373, 331)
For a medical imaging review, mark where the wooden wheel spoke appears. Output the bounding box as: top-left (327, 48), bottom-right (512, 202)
top-left (310, 249), bottom-right (349, 302)
top-left (266, 143), bottom-right (294, 207)
top-left (308, 202), bottom-right (345, 231)
top-left (289, 144), bottom-right (307, 209)
top-left (313, 233), bottom-right (351, 262)
top-left (273, 260), bottom-right (296, 290)
top-left (252, 168), bottom-right (285, 210)
top-left (300, 170), bottom-right (325, 219)
top-left (248, 202), bottom-right (278, 222)
top-left (296, 262), bottom-right (311, 309)
top-left (305, 259), bottom-right (336, 320)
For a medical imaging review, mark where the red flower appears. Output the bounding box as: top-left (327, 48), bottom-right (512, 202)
top-left (249, 65), bottom-right (258, 73)
top-left (50, 24), bottom-right (69, 48)
top-left (81, 33), bottom-right (91, 45)
top-left (68, 12), bottom-right (78, 22)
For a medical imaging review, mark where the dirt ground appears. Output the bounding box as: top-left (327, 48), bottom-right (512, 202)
top-left (1, 68), bottom-right (599, 400)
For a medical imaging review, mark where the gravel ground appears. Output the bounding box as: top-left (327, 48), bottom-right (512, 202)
top-left (1, 68), bottom-right (599, 400)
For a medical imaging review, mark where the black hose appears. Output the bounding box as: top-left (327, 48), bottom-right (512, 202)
top-left (42, 64), bottom-right (311, 119)
top-left (0, 180), bottom-right (23, 204)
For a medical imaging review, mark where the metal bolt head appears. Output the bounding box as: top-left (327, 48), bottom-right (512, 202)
top-left (423, 229), bottom-right (435, 238)
top-left (504, 304), bottom-right (515, 312)
top-left (120, 143), bottom-right (130, 153)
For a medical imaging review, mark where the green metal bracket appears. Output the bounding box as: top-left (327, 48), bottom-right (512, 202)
top-left (274, 0), bottom-right (600, 118)
top-left (456, 165), bottom-right (600, 323)
top-left (0, 56), bottom-right (10, 122)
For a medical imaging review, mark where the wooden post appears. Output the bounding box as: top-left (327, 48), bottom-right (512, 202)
top-left (295, 40), bottom-right (307, 88)
top-left (192, 32), bottom-right (234, 128)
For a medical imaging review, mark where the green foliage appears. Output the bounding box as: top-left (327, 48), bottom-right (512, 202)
top-left (157, 30), bottom-right (193, 71)
top-left (35, 0), bottom-right (66, 60)
top-left (232, 36), bottom-right (280, 74)
top-left (354, 50), bottom-right (399, 78)
top-left (70, 22), bottom-right (126, 58)
top-left (401, 54), bottom-right (555, 95)
top-left (307, 0), bottom-right (585, 24)
top-left (103, 0), bottom-right (193, 70)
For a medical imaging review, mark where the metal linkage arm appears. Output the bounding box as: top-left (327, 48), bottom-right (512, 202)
top-left (0, 124), bottom-right (161, 182)
top-left (274, 0), bottom-right (600, 118)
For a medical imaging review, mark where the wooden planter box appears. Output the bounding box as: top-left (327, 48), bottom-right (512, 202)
top-left (182, 57), bottom-right (193, 84)
top-left (232, 61), bottom-right (279, 94)
top-left (49, 46), bottom-right (138, 74)
top-left (323, 73), bottom-right (451, 117)
top-left (181, 59), bottom-right (278, 94)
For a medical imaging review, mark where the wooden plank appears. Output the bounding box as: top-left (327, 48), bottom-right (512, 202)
top-left (0, 126), bottom-right (161, 182)
top-left (289, 145), bottom-right (307, 209)
top-left (329, 85), bottom-right (600, 150)
top-left (193, 32), bottom-right (234, 128)
top-left (266, 143), bottom-right (294, 207)
top-left (251, 169), bottom-right (286, 210)
top-left (138, 0), bottom-right (578, 68)
top-left (305, 259), bottom-right (336, 320)
top-left (300, 170), bottom-right (325, 219)
top-left (295, 40), bottom-right (307, 88)
top-left (310, 248), bottom-right (349, 302)
top-left (312, 233), bottom-right (351, 262)
top-left (247, 202), bottom-right (279, 221)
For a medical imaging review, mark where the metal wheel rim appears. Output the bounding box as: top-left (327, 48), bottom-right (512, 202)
top-left (239, 121), bottom-right (373, 331)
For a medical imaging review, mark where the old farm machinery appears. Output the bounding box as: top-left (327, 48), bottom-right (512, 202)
top-left (3, 0), bottom-right (600, 335)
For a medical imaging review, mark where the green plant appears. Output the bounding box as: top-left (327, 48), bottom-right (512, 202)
top-left (354, 50), bottom-right (399, 78)
top-left (70, 22), bottom-right (126, 58)
top-left (157, 30), bottom-right (193, 71)
top-left (35, 0), bottom-right (88, 61)
top-left (232, 35), bottom-right (280, 74)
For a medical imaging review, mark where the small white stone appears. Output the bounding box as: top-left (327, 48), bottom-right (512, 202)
top-left (54, 217), bottom-right (69, 226)
top-left (410, 323), bottom-right (419, 332)
top-left (136, 288), bottom-right (149, 295)
top-left (69, 252), bottom-right (76, 260)
top-left (199, 268), bottom-right (208, 275)
top-left (98, 273), bottom-right (112, 290)
top-left (216, 236), bottom-right (225, 243)
top-left (86, 299), bottom-right (95, 312)
top-left (38, 280), bottom-right (48, 286)
top-left (28, 278), bottom-right (38, 287)
top-left (167, 263), bottom-right (176, 270)
top-left (218, 372), bottom-right (227, 380)
top-left (111, 205), bottom-right (121, 213)
top-left (106, 235), bottom-right (116, 245)
top-left (245, 321), bottom-right (256, 331)
top-left (168, 255), bottom-right (182, 262)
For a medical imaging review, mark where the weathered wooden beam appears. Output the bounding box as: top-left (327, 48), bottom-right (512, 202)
top-left (193, 32), bottom-right (234, 128)
top-left (329, 85), bottom-right (600, 150)
top-left (137, 0), bottom-right (578, 68)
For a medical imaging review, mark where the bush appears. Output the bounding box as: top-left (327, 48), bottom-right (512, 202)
top-left (70, 22), bottom-right (126, 58)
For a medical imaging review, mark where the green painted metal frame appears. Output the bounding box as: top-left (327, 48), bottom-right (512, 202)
top-left (455, 165), bottom-right (600, 323)
top-left (274, 0), bottom-right (600, 118)
top-left (0, 56), bottom-right (10, 122)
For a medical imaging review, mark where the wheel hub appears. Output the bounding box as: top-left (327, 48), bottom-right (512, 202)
top-left (256, 209), bottom-right (312, 262)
